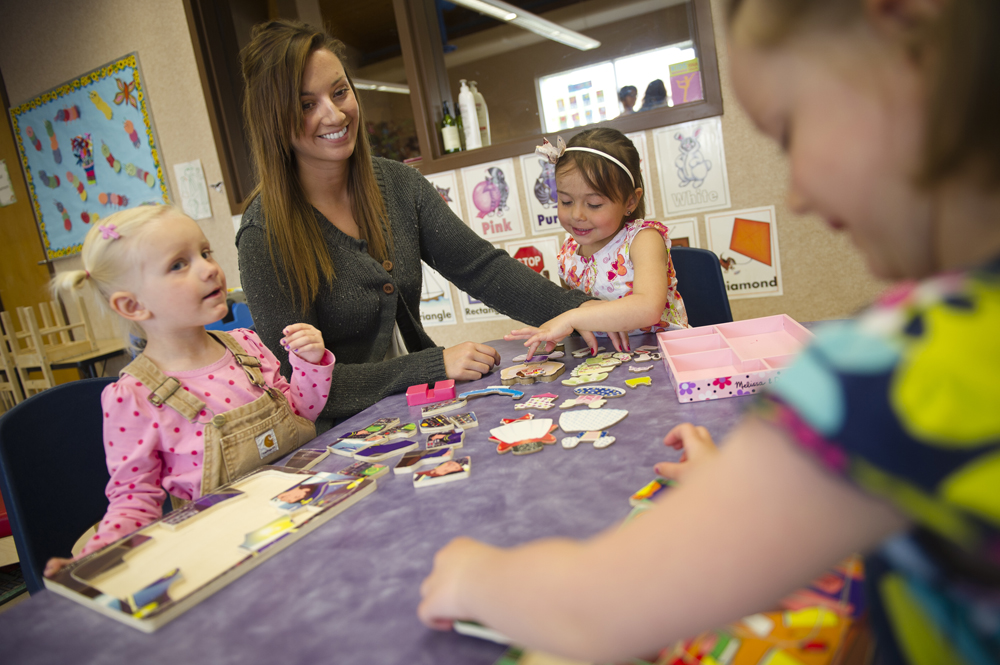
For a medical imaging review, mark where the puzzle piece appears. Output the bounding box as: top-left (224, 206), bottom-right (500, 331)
top-left (613, 353), bottom-right (632, 362)
top-left (629, 365), bottom-right (652, 373)
top-left (513, 393), bottom-right (558, 410)
top-left (636, 345), bottom-right (658, 353)
top-left (393, 447), bottom-right (453, 474)
top-left (632, 353), bottom-right (652, 362)
top-left (500, 413), bottom-right (534, 425)
top-left (561, 430), bottom-right (615, 449)
top-left (338, 417), bottom-right (401, 442)
top-left (571, 346), bottom-right (604, 358)
top-left (407, 380), bottom-right (456, 406)
top-left (574, 386), bottom-right (626, 398)
top-left (511, 350), bottom-right (564, 362)
top-left (459, 386), bottom-right (525, 401)
top-left (500, 361), bottom-right (566, 386)
top-left (558, 394), bottom-right (607, 409)
top-left (629, 479), bottom-right (675, 506)
top-left (413, 456), bottom-right (471, 488)
top-left (625, 377), bottom-right (652, 389)
top-left (420, 415), bottom-right (457, 433)
top-left (571, 364), bottom-right (613, 377)
top-left (448, 412), bottom-right (479, 429)
top-left (426, 428), bottom-right (465, 450)
top-left (559, 408), bottom-right (628, 432)
top-left (511, 441), bottom-right (544, 455)
top-left (421, 397), bottom-right (468, 417)
top-left (561, 373), bottom-right (609, 386)
top-left (585, 357), bottom-right (621, 367)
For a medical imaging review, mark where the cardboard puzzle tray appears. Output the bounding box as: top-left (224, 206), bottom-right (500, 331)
top-left (44, 467), bottom-right (375, 632)
top-left (656, 314), bottom-right (813, 403)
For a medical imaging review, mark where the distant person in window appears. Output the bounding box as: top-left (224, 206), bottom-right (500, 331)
top-left (618, 86), bottom-right (638, 115)
top-left (639, 79), bottom-right (668, 112)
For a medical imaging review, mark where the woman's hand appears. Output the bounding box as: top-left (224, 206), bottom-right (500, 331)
top-left (44, 557), bottom-right (74, 578)
top-left (418, 536), bottom-right (499, 630)
top-left (653, 423), bottom-right (719, 480)
top-left (281, 323), bottom-right (326, 364)
top-left (443, 342), bottom-right (500, 380)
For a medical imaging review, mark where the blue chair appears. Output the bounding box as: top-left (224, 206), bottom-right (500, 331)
top-left (671, 247), bottom-right (734, 327)
top-left (205, 301), bottom-right (255, 332)
top-left (0, 377), bottom-right (115, 593)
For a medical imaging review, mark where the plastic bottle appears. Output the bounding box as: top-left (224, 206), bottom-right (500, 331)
top-left (439, 100), bottom-right (461, 154)
top-left (469, 81), bottom-right (491, 147)
top-left (458, 80), bottom-right (482, 150)
top-left (455, 106), bottom-right (467, 150)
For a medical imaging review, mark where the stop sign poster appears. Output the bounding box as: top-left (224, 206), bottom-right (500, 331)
top-left (460, 158), bottom-right (525, 242)
top-left (505, 236), bottom-right (562, 286)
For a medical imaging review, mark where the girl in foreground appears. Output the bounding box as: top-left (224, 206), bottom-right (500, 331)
top-left (45, 206), bottom-right (333, 574)
top-left (419, 1), bottom-right (1000, 662)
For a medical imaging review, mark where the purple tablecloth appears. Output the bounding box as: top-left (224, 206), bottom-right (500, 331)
top-left (0, 332), bottom-right (787, 664)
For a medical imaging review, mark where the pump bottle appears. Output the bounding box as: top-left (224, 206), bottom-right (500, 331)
top-left (458, 80), bottom-right (482, 150)
top-left (469, 81), bottom-right (491, 147)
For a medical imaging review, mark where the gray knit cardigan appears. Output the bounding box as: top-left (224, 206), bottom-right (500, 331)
top-left (236, 157), bottom-right (591, 429)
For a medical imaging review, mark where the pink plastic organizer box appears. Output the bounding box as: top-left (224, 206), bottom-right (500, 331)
top-left (656, 314), bottom-right (813, 403)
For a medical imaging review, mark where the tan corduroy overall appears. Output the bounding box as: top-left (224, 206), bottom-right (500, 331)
top-left (120, 331), bottom-right (315, 506)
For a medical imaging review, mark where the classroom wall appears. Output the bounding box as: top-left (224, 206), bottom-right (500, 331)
top-left (0, 0), bottom-right (887, 358)
top-left (0, 0), bottom-right (237, 342)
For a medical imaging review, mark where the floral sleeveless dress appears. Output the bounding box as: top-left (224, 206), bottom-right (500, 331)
top-left (557, 219), bottom-right (688, 333)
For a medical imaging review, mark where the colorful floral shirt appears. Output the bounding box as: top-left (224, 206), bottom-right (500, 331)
top-left (557, 219), bottom-right (688, 333)
top-left (756, 259), bottom-right (1000, 665)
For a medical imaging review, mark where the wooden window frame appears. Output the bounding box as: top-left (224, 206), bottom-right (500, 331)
top-left (393, 0), bottom-right (723, 174)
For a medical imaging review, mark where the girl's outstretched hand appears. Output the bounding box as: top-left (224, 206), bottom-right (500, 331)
top-left (44, 557), bottom-right (73, 578)
top-left (281, 323), bottom-right (326, 364)
top-left (418, 536), bottom-right (498, 630)
top-left (653, 422), bottom-right (719, 480)
top-left (505, 313), bottom-right (598, 359)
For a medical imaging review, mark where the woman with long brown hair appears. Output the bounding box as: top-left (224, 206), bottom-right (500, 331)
top-left (236, 20), bottom-right (592, 428)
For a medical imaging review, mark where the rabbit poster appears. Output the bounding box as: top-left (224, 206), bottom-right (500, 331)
top-left (705, 206), bottom-right (783, 299)
top-left (653, 117), bottom-right (731, 216)
top-left (519, 152), bottom-right (563, 236)
top-left (460, 158), bottom-right (525, 242)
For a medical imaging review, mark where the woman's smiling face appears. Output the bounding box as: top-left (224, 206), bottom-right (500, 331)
top-left (290, 48), bottom-right (359, 174)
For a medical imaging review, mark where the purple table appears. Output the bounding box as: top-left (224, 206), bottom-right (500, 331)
top-left (0, 333), bottom-right (774, 665)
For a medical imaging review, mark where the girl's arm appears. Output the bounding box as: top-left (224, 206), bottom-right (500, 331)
top-left (418, 416), bottom-right (909, 662)
top-left (242, 328), bottom-right (335, 421)
top-left (506, 229), bottom-right (670, 354)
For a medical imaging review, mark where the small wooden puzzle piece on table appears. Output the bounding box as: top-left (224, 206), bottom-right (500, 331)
top-left (511, 350), bottom-right (564, 363)
top-left (420, 415), bottom-right (457, 433)
top-left (353, 439), bottom-right (420, 462)
top-left (584, 356), bottom-right (621, 367)
top-left (448, 412), bottom-right (479, 429)
top-left (558, 394), bottom-right (607, 409)
top-left (406, 380), bottom-right (456, 406)
top-left (632, 353), bottom-right (652, 363)
top-left (629, 478), bottom-right (675, 506)
top-left (636, 345), bottom-right (658, 353)
top-left (500, 413), bottom-right (533, 424)
top-left (511, 441), bottom-right (544, 455)
top-left (337, 461), bottom-right (389, 480)
top-left (513, 393), bottom-right (558, 410)
top-left (571, 364), bottom-right (613, 377)
top-left (573, 386), bottom-right (626, 399)
top-left (421, 397), bottom-right (468, 417)
top-left (327, 439), bottom-right (374, 458)
top-left (337, 417), bottom-right (401, 443)
top-left (561, 430), bottom-right (615, 449)
top-left (371, 422), bottom-right (417, 442)
top-left (571, 345), bottom-right (604, 358)
top-left (393, 447), bottom-right (453, 474)
top-left (426, 428), bottom-right (465, 450)
top-left (500, 361), bottom-right (566, 386)
top-left (459, 386), bottom-right (525, 401)
top-left (413, 456), bottom-right (471, 488)
top-left (559, 408), bottom-right (628, 432)
top-left (625, 376), bottom-right (652, 389)
top-left (561, 373), bottom-right (609, 386)
top-left (628, 365), bottom-right (653, 373)
top-left (613, 352), bottom-right (632, 362)
top-left (280, 448), bottom-right (329, 471)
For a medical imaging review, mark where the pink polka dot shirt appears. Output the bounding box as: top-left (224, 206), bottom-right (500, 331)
top-left (81, 329), bottom-right (334, 557)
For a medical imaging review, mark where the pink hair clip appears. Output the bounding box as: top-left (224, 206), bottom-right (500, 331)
top-left (99, 224), bottom-right (120, 240)
top-left (535, 136), bottom-right (566, 165)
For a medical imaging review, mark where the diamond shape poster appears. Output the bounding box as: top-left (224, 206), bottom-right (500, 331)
top-left (705, 206), bottom-right (782, 299)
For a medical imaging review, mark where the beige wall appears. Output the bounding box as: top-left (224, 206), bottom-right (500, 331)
top-left (0, 0), bottom-right (237, 342)
top-left (0, 0), bottom-right (885, 356)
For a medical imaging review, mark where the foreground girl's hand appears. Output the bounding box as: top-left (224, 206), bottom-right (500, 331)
top-left (418, 536), bottom-right (499, 630)
top-left (281, 323), bottom-right (326, 364)
top-left (444, 342), bottom-right (500, 380)
top-left (44, 557), bottom-right (74, 578)
top-left (653, 423), bottom-right (719, 480)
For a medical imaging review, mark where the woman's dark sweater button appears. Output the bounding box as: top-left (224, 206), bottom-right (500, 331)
top-left (383, 283), bottom-right (394, 294)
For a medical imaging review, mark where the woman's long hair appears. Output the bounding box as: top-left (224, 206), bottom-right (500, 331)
top-left (241, 20), bottom-right (392, 313)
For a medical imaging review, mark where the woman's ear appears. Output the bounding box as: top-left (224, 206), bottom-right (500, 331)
top-left (109, 291), bottom-right (151, 322)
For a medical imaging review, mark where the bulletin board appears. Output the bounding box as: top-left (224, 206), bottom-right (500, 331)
top-left (8, 52), bottom-right (170, 260)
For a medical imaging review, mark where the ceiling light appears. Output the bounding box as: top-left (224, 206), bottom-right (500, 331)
top-left (352, 79), bottom-right (410, 95)
top-left (448, 0), bottom-right (601, 51)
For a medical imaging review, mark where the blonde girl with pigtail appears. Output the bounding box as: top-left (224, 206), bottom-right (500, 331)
top-left (44, 205), bottom-right (334, 576)
top-left (506, 128), bottom-right (688, 357)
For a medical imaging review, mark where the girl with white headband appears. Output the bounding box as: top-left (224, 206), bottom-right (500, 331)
top-left (507, 128), bottom-right (688, 356)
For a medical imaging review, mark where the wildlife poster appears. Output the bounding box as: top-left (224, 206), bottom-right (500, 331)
top-left (9, 53), bottom-right (170, 259)
top-left (624, 131), bottom-right (655, 219)
top-left (424, 170), bottom-right (463, 219)
top-left (460, 159), bottom-right (525, 242)
top-left (705, 206), bottom-right (783, 299)
top-left (663, 217), bottom-right (699, 249)
top-left (653, 117), bottom-right (730, 216)
top-left (457, 289), bottom-right (509, 324)
top-left (505, 237), bottom-right (562, 286)
top-left (419, 262), bottom-right (457, 328)
top-left (519, 152), bottom-right (562, 236)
